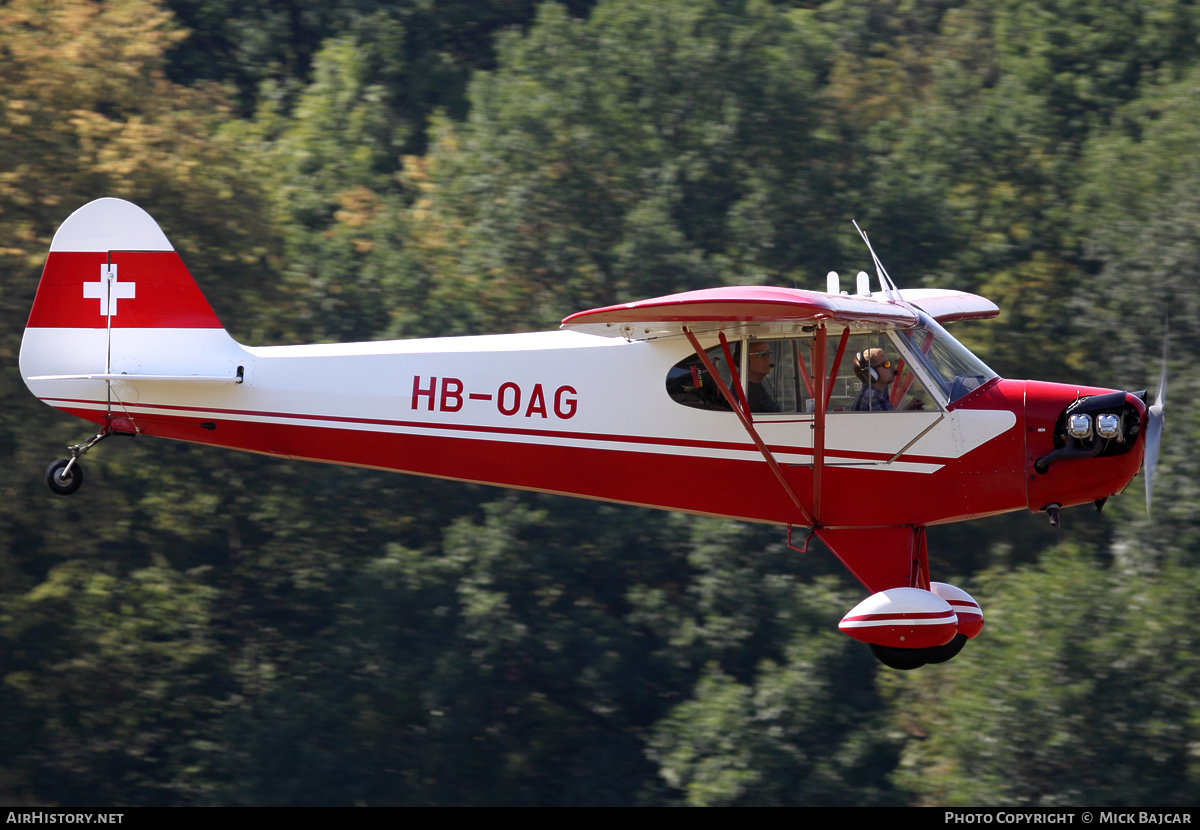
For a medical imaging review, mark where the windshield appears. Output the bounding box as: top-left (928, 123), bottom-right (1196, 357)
top-left (895, 313), bottom-right (997, 404)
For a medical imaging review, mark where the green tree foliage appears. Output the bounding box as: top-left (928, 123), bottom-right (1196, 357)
top-left (161, 0), bottom-right (598, 135)
top-left (1076, 68), bottom-right (1200, 373)
top-left (233, 35), bottom-right (408, 342)
top-left (399, 0), bottom-right (835, 333)
top-left (207, 500), bottom-right (856, 805)
top-left (891, 549), bottom-right (1200, 807)
top-left (4, 564), bottom-right (223, 805)
top-left (820, 0), bottom-right (1200, 381)
top-left (649, 581), bottom-right (904, 807)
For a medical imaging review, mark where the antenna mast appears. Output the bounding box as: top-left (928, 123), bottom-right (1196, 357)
top-left (852, 220), bottom-right (900, 300)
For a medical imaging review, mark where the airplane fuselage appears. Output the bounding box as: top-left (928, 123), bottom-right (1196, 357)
top-left (21, 324), bottom-right (1145, 532)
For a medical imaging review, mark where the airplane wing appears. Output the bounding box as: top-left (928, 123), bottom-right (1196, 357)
top-left (896, 289), bottom-right (998, 324)
top-left (560, 286), bottom-right (919, 340)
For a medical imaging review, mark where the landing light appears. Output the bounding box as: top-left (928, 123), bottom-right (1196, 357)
top-left (1096, 413), bottom-right (1122, 440)
top-left (1067, 413), bottom-right (1092, 440)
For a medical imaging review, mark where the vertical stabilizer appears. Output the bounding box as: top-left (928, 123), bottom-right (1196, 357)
top-left (26, 198), bottom-right (223, 331)
top-left (21, 199), bottom-right (246, 425)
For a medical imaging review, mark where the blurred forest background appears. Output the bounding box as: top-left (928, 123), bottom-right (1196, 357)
top-left (2, 0), bottom-right (1199, 807)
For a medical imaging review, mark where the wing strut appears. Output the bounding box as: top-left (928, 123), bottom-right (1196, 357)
top-left (825, 327), bottom-right (850, 410)
top-left (683, 327), bottom-right (814, 527)
top-left (795, 339), bottom-right (816, 400)
top-left (812, 326), bottom-right (826, 524)
top-left (813, 327), bottom-right (848, 524)
top-left (717, 332), bottom-right (750, 415)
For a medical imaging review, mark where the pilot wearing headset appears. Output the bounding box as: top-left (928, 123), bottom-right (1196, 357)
top-left (853, 347), bottom-right (923, 411)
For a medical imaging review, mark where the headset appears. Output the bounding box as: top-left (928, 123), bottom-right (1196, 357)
top-left (855, 351), bottom-right (877, 382)
top-left (855, 350), bottom-right (893, 383)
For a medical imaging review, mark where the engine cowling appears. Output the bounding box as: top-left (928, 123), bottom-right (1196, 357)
top-left (838, 587), bottom-right (958, 649)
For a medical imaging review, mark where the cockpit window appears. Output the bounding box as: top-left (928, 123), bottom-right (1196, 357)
top-left (667, 332), bottom-right (934, 413)
top-left (896, 313), bottom-right (997, 403)
top-left (666, 340), bottom-right (804, 413)
top-left (666, 342), bottom-right (740, 411)
top-left (832, 333), bottom-right (932, 412)
top-left (747, 339), bottom-right (797, 413)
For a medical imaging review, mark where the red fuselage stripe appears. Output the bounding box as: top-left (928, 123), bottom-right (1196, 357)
top-left (40, 395), bottom-right (945, 464)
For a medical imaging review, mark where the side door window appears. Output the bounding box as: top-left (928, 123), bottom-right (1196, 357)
top-left (746, 339), bottom-right (799, 413)
top-left (666, 339), bottom-right (804, 413)
top-left (666, 342), bottom-right (739, 410)
top-left (827, 333), bottom-right (934, 413)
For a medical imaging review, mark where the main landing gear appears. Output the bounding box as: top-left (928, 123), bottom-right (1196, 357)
top-left (839, 584), bottom-right (984, 670)
top-left (45, 424), bottom-right (135, 496)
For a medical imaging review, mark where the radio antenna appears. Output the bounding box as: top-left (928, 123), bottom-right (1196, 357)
top-left (852, 220), bottom-right (900, 300)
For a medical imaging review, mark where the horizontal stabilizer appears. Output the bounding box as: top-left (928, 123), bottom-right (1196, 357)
top-left (28, 373), bottom-right (241, 384)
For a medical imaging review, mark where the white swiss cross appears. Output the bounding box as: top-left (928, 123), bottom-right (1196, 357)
top-left (83, 264), bottom-right (136, 317)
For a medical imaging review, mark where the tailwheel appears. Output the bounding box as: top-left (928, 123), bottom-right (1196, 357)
top-left (43, 425), bottom-right (120, 496)
top-left (868, 633), bottom-right (968, 670)
top-left (46, 458), bottom-right (84, 496)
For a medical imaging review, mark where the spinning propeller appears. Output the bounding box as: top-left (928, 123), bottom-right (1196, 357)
top-left (1144, 323), bottom-right (1168, 516)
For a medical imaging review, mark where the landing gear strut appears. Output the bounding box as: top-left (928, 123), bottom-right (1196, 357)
top-left (45, 425), bottom-right (133, 496)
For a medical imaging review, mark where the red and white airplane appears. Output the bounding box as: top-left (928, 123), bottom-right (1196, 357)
top-left (20, 198), bottom-right (1165, 669)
